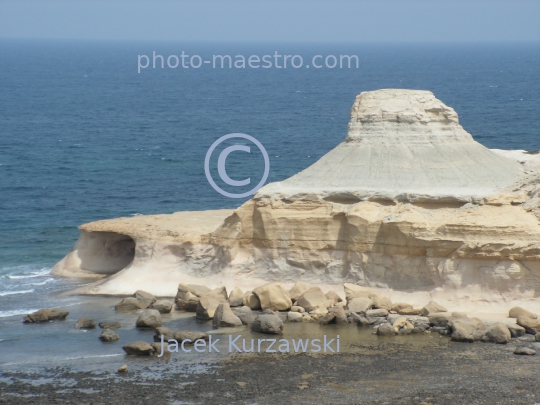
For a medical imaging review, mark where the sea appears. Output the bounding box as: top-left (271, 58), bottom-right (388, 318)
top-left (0, 40), bottom-right (539, 370)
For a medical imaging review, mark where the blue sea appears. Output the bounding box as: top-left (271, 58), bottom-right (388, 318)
top-left (0, 40), bottom-right (539, 367)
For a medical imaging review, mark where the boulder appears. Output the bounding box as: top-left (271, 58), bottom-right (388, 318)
top-left (251, 313), bottom-right (284, 335)
top-left (150, 299), bottom-right (173, 314)
top-left (391, 303), bottom-right (413, 312)
top-left (482, 323), bottom-right (511, 344)
top-left (242, 291), bottom-right (262, 310)
top-left (115, 297), bottom-right (145, 311)
top-left (514, 347), bottom-right (536, 356)
top-left (153, 326), bottom-right (174, 342)
top-left (151, 342), bottom-right (168, 355)
top-left (353, 314), bottom-right (370, 327)
top-left (75, 318), bottom-right (97, 329)
top-left (228, 287), bottom-right (244, 307)
top-left (516, 316), bottom-right (540, 335)
top-left (377, 323), bottom-right (396, 336)
top-left (99, 329), bottom-right (120, 342)
top-left (368, 293), bottom-right (392, 311)
top-left (290, 306), bottom-right (305, 313)
top-left (174, 330), bottom-right (208, 343)
top-left (177, 283), bottom-right (211, 297)
top-left (175, 284), bottom-right (211, 311)
top-left (297, 287), bottom-right (328, 312)
top-left (196, 296), bottom-right (222, 320)
top-left (536, 334), bottom-right (540, 342)
top-left (319, 306), bottom-right (348, 325)
top-left (118, 365), bottom-right (128, 373)
top-left (506, 323), bottom-right (526, 338)
top-left (348, 297), bottom-right (372, 314)
top-left (325, 290), bottom-right (342, 304)
top-left (450, 317), bottom-right (486, 342)
top-left (420, 301), bottom-right (447, 316)
top-left (288, 312), bottom-right (303, 322)
top-left (23, 308), bottom-right (69, 323)
top-left (253, 282), bottom-right (292, 311)
top-left (289, 281), bottom-right (310, 301)
top-left (136, 309), bottom-right (162, 328)
top-left (234, 306), bottom-right (256, 325)
top-left (208, 286), bottom-right (228, 301)
top-left (99, 321), bottom-right (121, 329)
top-left (392, 316), bottom-right (408, 331)
top-left (134, 290), bottom-right (156, 308)
top-left (212, 303), bottom-right (243, 328)
top-left (398, 307), bottom-right (421, 316)
top-left (343, 283), bottom-right (373, 302)
top-left (428, 312), bottom-right (453, 328)
top-left (366, 308), bottom-right (388, 318)
top-left (123, 341), bottom-right (154, 356)
top-left (509, 306), bottom-right (537, 319)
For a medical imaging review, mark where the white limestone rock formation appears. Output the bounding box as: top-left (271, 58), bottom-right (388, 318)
top-left (52, 89), bottom-right (540, 315)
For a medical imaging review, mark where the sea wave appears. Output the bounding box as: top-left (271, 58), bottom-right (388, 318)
top-left (24, 278), bottom-right (55, 286)
top-left (0, 289), bottom-right (35, 297)
top-left (5, 268), bottom-right (51, 279)
top-left (0, 308), bottom-right (40, 318)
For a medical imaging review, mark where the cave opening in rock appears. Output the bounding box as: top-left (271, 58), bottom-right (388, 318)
top-left (78, 231), bottom-right (136, 275)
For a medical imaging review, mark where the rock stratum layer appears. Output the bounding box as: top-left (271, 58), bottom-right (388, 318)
top-left (52, 89), bottom-right (540, 313)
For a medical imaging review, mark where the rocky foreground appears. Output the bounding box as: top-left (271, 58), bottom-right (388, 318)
top-left (23, 281), bottom-right (540, 358)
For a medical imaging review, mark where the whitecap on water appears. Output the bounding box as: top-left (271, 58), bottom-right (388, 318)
top-left (5, 268), bottom-right (51, 280)
top-left (0, 289), bottom-right (35, 297)
top-left (0, 308), bottom-right (40, 318)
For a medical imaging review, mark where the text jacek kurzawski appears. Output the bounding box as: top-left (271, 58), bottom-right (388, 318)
top-left (157, 334), bottom-right (340, 357)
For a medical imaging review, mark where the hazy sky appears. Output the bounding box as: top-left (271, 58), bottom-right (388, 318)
top-left (1, 0), bottom-right (539, 43)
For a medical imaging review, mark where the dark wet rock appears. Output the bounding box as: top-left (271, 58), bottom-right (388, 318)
top-left (506, 323), bottom-right (526, 338)
top-left (514, 347), bottom-right (536, 356)
top-left (234, 306), bottom-right (256, 325)
top-left (377, 323), bottom-right (396, 336)
top-left (251, 313), bottom-right (284, 335)
top-left (319, 306), bottom-right (347, 325)
top-left (151, 342), bottom-right (169, 356)
top-left (23, 308), bottom-right (69, 323)
top-left (75, 318), bottom-right (97, 329)
top-left (99, 329), bottom-right (120, 342)
top-left (123, 341), bottom-right (154, 355)
top-left (517, 334), bottom-right (536, 342)
top-left (136, 309), bottom-right (162, 328)
top-left (99, 321), bottom-right (122, 329)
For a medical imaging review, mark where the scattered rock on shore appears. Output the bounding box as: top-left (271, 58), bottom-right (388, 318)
top-left (134, 290), bottom-right (156, 307)
top-left (136, 309), bottom-right (162, 328)
top-left (123, 341), bottom-right (154, 356)
top-left (213, 303), bottom-right (243, 328)
top-left (153, 326), bottom-right (174, 342)
top-left (421, 301), bottom-right (447, 316)
top-left (251, 312), bottom-right (284, 334)
top-left (75, 318), bottom-right (97, 329)
top-left (516, 315), bottom-right (540, 334)
top-left (118, 365), bottom-right (128, 373)
top-left (228, 287), bottom-right (244, 307)
top-left (150, 299), bottom-right (173, 314)
top-left (99, 321), bottom-right (121, 329)
top-left (242, 291), bottom-right (262, 310)
top-left (377, 323), bottom-right (396, 336)
top-left (509, 306), bottom-right (537, 319)
top-left (23, 308), bottom-right (69, 323)
top-left (99, 329), bottom-right (120, 342)
top-left (234, 306), bottom-right (256, 325)
top-left (514, 347), bottom-right (536, 356)
top-left (196, 296), bottom-right (222, 320)
top-left (450, 317), bottom-right (486, 342)
top-left (252, 282), bottom-right (292, 311)
top-left (348, 297), bottom-right (372, 313)
top-left (482, 323), bottom-right (511, 344)
top-left (174, 330), bottom-right (208, 343)
top-left (289, 282), bottom-right (309, 301)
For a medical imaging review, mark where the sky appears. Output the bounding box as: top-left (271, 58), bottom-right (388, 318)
top-left (1, 0), bottom-right (539, 43)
